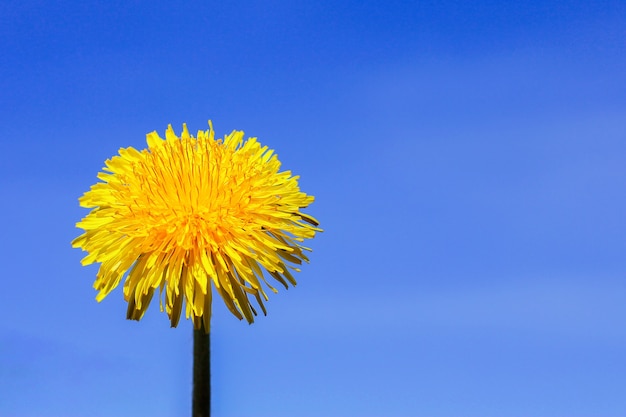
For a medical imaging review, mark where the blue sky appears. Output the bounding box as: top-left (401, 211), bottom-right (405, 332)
top-left (1, 1), bottom-right (626, 416)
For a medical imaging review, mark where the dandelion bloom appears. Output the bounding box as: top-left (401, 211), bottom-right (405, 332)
top-left (72, 123), bottom-right (320, 332)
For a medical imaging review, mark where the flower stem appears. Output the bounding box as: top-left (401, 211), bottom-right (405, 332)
top-left (193, 328), bottom-right (211, 417)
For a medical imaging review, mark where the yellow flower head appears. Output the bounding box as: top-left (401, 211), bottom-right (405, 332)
top-left (72, 122), bottom-right (320, 332)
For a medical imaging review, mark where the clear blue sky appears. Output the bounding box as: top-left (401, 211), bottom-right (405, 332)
top-left (1, 1), bottom-right (626, 416)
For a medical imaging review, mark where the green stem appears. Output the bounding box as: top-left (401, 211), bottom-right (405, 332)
top-left (193, 328), bottom-right (211, 417)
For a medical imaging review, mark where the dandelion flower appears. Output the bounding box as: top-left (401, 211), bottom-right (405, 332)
top-left (72, 122), bottom-right (320, 332)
